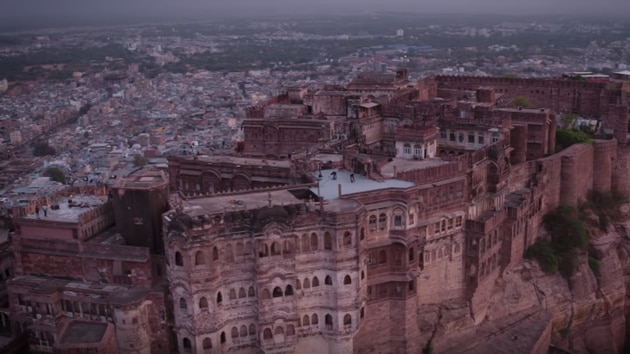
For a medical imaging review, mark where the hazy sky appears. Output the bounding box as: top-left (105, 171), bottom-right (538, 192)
top-left (1, 0), bottom-right (629, 27)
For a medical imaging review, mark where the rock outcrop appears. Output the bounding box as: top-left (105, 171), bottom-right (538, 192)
top-left (432, 204), bottom-right (630, 354)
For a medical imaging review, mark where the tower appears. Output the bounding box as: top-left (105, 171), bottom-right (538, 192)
top-left (110, 169), bottom-right (169, 254)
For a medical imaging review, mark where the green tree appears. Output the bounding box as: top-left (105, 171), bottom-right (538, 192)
top-left (43, 167), bottom-right (66, 184)
top-left (556, 128), bottom-right (592, 151)
top-left (510, 96), bottom-right (531, 108)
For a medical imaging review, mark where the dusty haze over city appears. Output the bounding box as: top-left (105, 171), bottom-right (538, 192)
top-left (1, 0), bottom-right (630, 30)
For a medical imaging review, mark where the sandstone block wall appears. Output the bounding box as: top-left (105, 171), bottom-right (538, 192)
top-left (592, 139), bottom-right (617, 192)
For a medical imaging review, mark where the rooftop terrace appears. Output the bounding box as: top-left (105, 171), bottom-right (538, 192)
top-left (23, 195), bottom-right (108, 223)
top-left (311, 169), bottom-right (414, 200)
top-left (181, 189), bottom-right (303, 217)
top-left (194, 155), bottom-right (291, 169)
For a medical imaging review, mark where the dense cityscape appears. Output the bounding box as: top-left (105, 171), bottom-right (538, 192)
top-left (0, 11), bottom-right (630, 354)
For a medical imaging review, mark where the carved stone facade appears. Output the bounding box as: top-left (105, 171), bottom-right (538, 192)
top-left (163, 72), bottom-right (629, 353)
top-left (4, 72), bottom-right (630, 353)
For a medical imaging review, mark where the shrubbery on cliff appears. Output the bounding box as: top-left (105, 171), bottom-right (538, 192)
top-left (582, 190), bottom-right (627, 226)
top-left (526, 205), bottom-right (589, 278)
top-left (528, 192), bottom-right (627, 279)
top-left (555, 128), bottom-right (592, 151)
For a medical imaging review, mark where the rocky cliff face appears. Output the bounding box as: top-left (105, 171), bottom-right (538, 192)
top-left (430, 204), bottom-right (630, 354)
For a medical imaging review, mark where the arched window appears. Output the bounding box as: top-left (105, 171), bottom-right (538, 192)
top-left (360, 307), bottom-right (365, 319)
top-left (325, 314), bottom-right (333, 329)
top-left (245, 241), bottom-right (253, 255)
top-left (324, 232), bottom-right (332, 250)
top-left (303, 278), bottom-right (310, 288)
top-left (203, 338), bottom-right (212, 349)
top-left (378, 250), bottom-right (387, 264)
top-left (361, 271), bottom-right (365, 280)
top-left (310, 233), bottom-right (318, 250)
top-left (302, 234), bottom-right (309, 252)
top-left (343, 232), bottom-right (352, 247)
top-left (238, 288), bottom-right (246, 298)
top-left (195, 251), bottom-right (205, 266)
top-left (344, 314), bottom-right (352, 325)
top-left (259, 244), bottom-right (269, 258)
top-left (263, 328), bottom-right (273, 340)
top-left (220, 332), bottom-right (226, 344)
top-left (179, 298), bottom-right (187, 309)
top-left (414, 144), bottom-right (422, 156)
top-left (312, 313), bottom-right (319, 325)
top-left (285, 285), bottom-right (294, 296)
top-left (183, 338), bottom-right (192, 351)
top-left (231, 327), bottom-right (239, 338)
top-left (360, 228), bottom-right (365, 240)
top-left (240, 325), bottom-right (247, 337)
top-left (403, 143), bottom-right (411, 154)
top-left (344, 275), bottom-right (352, 285)
top-left (274, 327), bottom-right (284, 335)
top-left (296, 279), bottom-right (301, 290)
top-left (212, 247), bottom-right (219, 261)
top-left (226, 244), bottom-right (234, 262)
top-left (272, 287), bottom-right (283, 298)
top-left (312, 276), bottom-right (320, 287)
top-left (248, 286), bottom-right (255, 297)
top-left (369, 215), bottom-right (377, 232)
top-left (271, 242), bottom-right (281, 256)
top-left (379, 213), bottom-right (387, 230)
top-left (261, 289), bottom-right (271, 300)
top-left (236, 242), bottom-right (244, 257)
top-left (287, 325), bottom-right (295, 336)
top-left (409, 247), bottom-right (414, 261)
top-left (325, 275), bottom-right (332, 285)
top-left (229, 289), bottom-right (237, 300)
top-left (303, 315), bottom-right (310, 326)
top-left (199, 297), bottom-right (208, 309)
top-left (249, 324), bottom-right (256, 335)
top-left (216, 292), bottom-right (223, 304)
top-left (409, 280), bottom-right (415, 291)
top-left (393, 209), bottom-right (405, 228)
top-left (175, 252), bottom-right (183, 266)
top-left (283, 240), bottom-right (293, 254)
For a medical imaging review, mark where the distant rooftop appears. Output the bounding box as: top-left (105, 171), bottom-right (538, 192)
top-left (311, 169), bottom-right (414, 200)
top-left (23, 195), bottom-right (108, 223)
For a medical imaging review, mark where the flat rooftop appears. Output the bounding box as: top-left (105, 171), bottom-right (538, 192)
top-left (380, 158), bottom-right (450, 178)
top-left (496, 107), bottom-right (549, 114)
top-left (114, 169), bottom-right (168, 190)
top-left (195, 155), bottom-right (291, 169)
top-left (312, 169), bottom-right (414, 200)
top-left (61, 321), bottom-right (108, 345)
top-left (23, 195), bottom-right (108, 223)
top-left (11, 275), bottom-right (152, 303)
top-left (182, 189), bottom-right (303, 216)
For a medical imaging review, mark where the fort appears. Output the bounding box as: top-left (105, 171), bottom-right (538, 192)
top-left (2, 71), bottom-right (630, 353)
